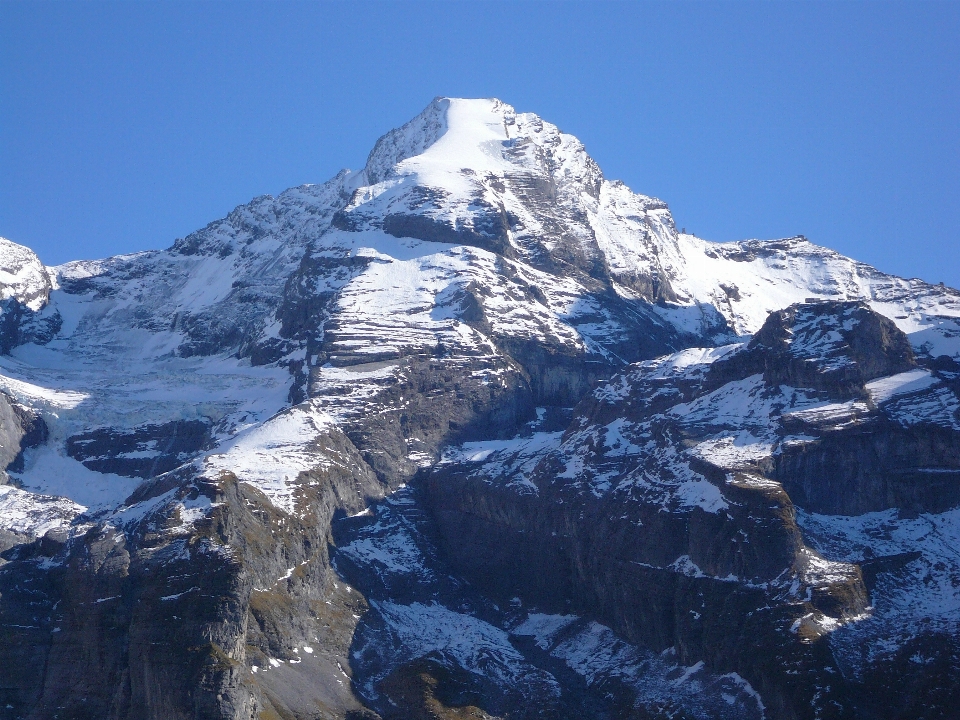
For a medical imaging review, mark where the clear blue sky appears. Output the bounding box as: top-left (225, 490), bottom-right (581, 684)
top-left (2, 1), bottom-right (958, 288)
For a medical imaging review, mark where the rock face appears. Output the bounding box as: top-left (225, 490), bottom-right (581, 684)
top-left (66, 419), bottom-right (212, 478)
top-left (426, 300), bottom-right (960, 718)
top-left (0, 98), bottom-right (958, 720)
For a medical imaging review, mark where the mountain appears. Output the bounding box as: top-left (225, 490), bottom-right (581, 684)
top-left (0, 97), bottom-right (958, 720)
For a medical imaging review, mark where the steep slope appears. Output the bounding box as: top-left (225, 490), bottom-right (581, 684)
top-left (671, 234), bottom-right (960, 354)
top-left (426, 301), bottom-right (960, 718)
top-left (0, 97), bottom-right (957, 720)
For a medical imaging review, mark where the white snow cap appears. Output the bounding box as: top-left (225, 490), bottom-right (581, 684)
top-left (363, 98), bottom-right (515, 184)
top-left (0, 237), bottom-right (53, 311)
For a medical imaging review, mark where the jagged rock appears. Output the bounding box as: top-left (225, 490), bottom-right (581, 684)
top-left (66, 419), bottom-right (212, 478)
top-left (424, 301), bottom-right (958, 718)
top-left (0, 391), bottom-right (47, 477)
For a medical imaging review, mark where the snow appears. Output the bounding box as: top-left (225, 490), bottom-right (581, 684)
top-left (437, 432), bottom-right (564, 496)
top-left (675, 477), bottom-right (731, 513)
top-left (0, 363), bottom-right (87, 409)
top-left (109, 487), bottom-right (180, 526)
top-left (365, 600), bottom-right (766, 718)
top-left (689, 433), bottom-right (776, 470)
top-left (160, 587), bottom-right (199, 601)
top-left (0, 237), bottom-right (52, 311)
top-left (0, 484), bottom-right (85, 538)
top-left (204, 403), bottom-right (336, 514)
top-left (866, 368), bottom-right (937, 404)
top-left (339, 520), bottom-right (429, 578)
top-left (441, 431), bottom-right (562, 466)
top-left (511, 612), bottom-right (579, 649)
top-left (0, 234), bottom-right (300, 515)
top-left (884, 385), bottom-right (960, 430)
top-left (510, 614), bottom-right (766, 719)
top-left (11, 445), bottom-right (140, 511)
top-left (372, 600), bottom-right (548, 692)
top-left (670, 375), bottom-right (770, 427)
top-left (909, 317), bottom-right (960, 359)
top-left (720, 673), bottom-right (766, 717)
top-left (670, 234), bottom-right (960, 347)
top-left (669, 555), bottom-right (707, 578)
top-left (798, 506), bottom-right (960, 670)
top-left (798, 548), bottom-right (861, 588)
top-left (782, 400), bottom-right (871, 428)
top-left (0, 339), bottom-right (293, 515)
top-left (313, 238), bottom-right (611, 369)
top-left (396, 99), bottom-right (517, 187)
top-left (177, 493), bottom-right (213, 527)
top-left (1, 97), bottom-right (948, 528)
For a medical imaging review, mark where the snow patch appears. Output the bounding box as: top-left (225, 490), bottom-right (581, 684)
top-left (204, 404), bottom-right (336, 514)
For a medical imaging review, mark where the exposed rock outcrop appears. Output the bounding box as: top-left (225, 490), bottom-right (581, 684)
top-left (423, 301), bottom-right (959, 718)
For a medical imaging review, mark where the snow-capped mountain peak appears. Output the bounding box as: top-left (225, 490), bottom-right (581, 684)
top-left (339, 98), bottom-right (960, 358)
top-left (0, 98), bottom-right (959, 720)
top-left (363, 97), bottom-right (513, 185)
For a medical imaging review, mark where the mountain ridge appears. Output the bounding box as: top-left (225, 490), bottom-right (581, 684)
top-left (0, 97), bottom-right (957, 720)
